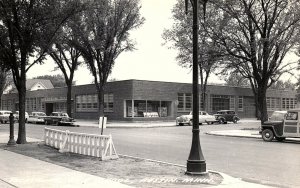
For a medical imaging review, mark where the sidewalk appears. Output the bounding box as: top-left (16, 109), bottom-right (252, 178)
top-left (0, 130), bottom-right (273, 187)
top-left (0, 134), bottom-right (131, 188)
top-left (206, 129), bottom-right (300, 141)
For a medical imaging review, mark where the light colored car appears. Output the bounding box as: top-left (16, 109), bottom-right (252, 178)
top-left (0, 110), bottom-right (12, 123)
top-left (13, 111), bottom-right (29, 122)
top-left (176, 111), bottom-right (216, 126)
top-left (27, 112), bottom-right (47, 124)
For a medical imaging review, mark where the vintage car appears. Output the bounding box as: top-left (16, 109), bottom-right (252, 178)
top-left (214, 110), bottom-right (239, 124)
top-left (27, 112), bottom-right (47, 124)
top-left (0, 110), bottom-right (12, 123)
top-left (176, 111), bottom-right (216, 126)
top-left (13, 111), bottom-right (29, 123)
top-left (44, 112), bottom-right (75, 126)
top-left (261, 109), bottom-right (300, 142)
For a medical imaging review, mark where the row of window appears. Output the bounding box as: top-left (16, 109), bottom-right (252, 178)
top-left (266, 97), bottom-right (297, 110)
top-left (178, 93), bottom-right (244, 112)
top-left (1, 94), bottom-right (114, 113)
top-left (75, 94), bottom-right (114, 112)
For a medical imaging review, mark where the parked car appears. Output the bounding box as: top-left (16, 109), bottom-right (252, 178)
top-left (176, 111), bottom-right (216, 126)
top-left (44, 112), bottom-right (74, 126)
top-left (0, 110), bottom-right (12, 123)
top-left (261, 109), bottom-right (300, 142)
top-left (27, 112), bottom-right (47, 124)
top-left (13, 111), bottom-right (29, 123)
top-left (214, 110), bottom-right (239, 124)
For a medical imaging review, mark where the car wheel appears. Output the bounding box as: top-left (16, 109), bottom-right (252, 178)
top-left (218, 118), bottom-right (224, 124)
top-left (262, 129), bottom-right (274, 142)
top-left (275, 137), bottom-right (286, 142)
top-left (233, 117), bottom-right (238, 124)
top-left (189, 120), bottom-right (193, 126)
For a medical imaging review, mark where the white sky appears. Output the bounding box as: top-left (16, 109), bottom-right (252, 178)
top-left (27, 0), bottom-right (298, 85)
top-left (27, 0), bottom-right (207, 85)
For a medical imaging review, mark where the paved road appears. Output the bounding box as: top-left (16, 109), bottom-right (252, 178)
top-left (1, 122), bottom-right (300, 188)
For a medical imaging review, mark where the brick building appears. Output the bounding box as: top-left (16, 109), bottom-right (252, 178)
top-left (1, 79), bottom-right (297, 121)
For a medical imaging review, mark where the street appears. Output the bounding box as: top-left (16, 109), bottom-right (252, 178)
top-left (1, 121), bottom-right (300, 188)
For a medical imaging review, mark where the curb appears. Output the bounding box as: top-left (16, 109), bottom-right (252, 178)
top-left (119, 154), bottom-right (246, 187)
top-left (205, 132), bottom-right (261, 139)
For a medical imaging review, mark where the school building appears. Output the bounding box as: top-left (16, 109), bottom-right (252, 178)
top-left (1, 79), bottom-right (298, 121)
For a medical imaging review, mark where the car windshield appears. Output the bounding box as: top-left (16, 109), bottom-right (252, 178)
top-left (269, 111), bottom-right (287, 121)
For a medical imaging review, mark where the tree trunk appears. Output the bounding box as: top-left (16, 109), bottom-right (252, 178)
top-left (66, 83), bottom-right (72, 118)
top-left (16, 71), bottom-right (27, 144)
top-left (257, 86), bottom-right (268, 123)
top-left (97, 84), bottom-right (104, 117)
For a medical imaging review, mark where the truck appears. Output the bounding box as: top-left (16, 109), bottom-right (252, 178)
top-left (44, 112), bottom-right (75, 126)
top-left (260, 109), bottom-right (300, 142)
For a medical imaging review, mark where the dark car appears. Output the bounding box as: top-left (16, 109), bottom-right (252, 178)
top-left (260, 109), bottom-right (300, 142)
top-left (44, 112), bottom-right (74, 126)
top-left (214, 110), bottom-right (239, 124)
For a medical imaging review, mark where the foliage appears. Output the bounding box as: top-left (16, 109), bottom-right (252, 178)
top-left (71, 0), bottom-right (144, 119)
top-left (225, 71), bottom-right (250, 87)
top-left (163, 1), bottom-right (224, 110)
top-left (0, 0), bottom-right (81, 143)
top-left (33, 74), bottom-right (75, 88)
top-left (209, 0), bottom-right (300, 121)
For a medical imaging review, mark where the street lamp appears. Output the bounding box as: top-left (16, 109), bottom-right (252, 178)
top-left (185, 0), bottom-right (208, 175)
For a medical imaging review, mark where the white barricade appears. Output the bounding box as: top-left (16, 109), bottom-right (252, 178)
top-left (44, 127), bottom-right (118, 160)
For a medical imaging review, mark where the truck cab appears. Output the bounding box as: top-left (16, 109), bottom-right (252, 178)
top-left (261, 109), bottom-right (300, 142)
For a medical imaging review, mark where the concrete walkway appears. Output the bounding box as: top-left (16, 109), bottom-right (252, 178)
top-left (0, 125), bottom-right (274, 188)
top-left (0, 135), bottom-right (131, 188)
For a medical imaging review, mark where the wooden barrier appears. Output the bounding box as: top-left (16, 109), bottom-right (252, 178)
top-left (44, 127), bottom-right (118, 160)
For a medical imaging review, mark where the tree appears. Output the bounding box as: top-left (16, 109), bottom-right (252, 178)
top-left (48, 15), bottom-right (83, 117)
top-left (0, 0), bottom-right (81, 144)
top-left (71, 0), bottom-right (144, 128)
top-left (210, 0), bottom-right (300, 122)
top-left (0, 68), bottom-right (11, 107)
top-left (163, 1), bottom-right (224, 111)
top-left (270, 80), bottom-right (296, 90)
top-left (224, 71), bottom-right (250, 87)
top-left (33, 74), bottom-right (74, 88)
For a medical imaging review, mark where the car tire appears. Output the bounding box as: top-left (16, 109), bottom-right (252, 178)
top-left (189, 120), bottom-right (193, 126)
top-left (262, 129), bottom-right (274, 142)
top-left (275, 137), bottom-right (286, 142)
top-left (233, 117), bottom-right (238, 124)
top-left (218, 118), bottom-right (225, 124)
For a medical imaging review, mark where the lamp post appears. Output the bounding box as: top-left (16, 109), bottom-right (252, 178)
top-left (185, 0), bottom-right (207, 175)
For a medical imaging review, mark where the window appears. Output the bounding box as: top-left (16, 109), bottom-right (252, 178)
top-left (266, 97), bottom-right (280, 111)
top-left (229, 96), bottom-right (235, 110)
top-left (178, 93), bottom-right (192, 112)
top-left (76, 94), bottom-right (98, 112)
top-left (238, 96), bottom-right (243, 111)
top-left (104, 93), bottom-right (114, 112)
top-left (1, 100), bottom-right (7, 110)
top-left (282, 98), bottom-right (297, 110)
top-left (211, 95), bottom-right (233, 112)
top-left (286, 112), bottom-right (298, 120)
top-left (125, 100), bottom-right (171, 118)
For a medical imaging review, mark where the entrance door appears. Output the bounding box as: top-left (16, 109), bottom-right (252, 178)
top-left (283, 111), bottom-right (299, 137)
top-left (45, 103), bottom-right (53, 115)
